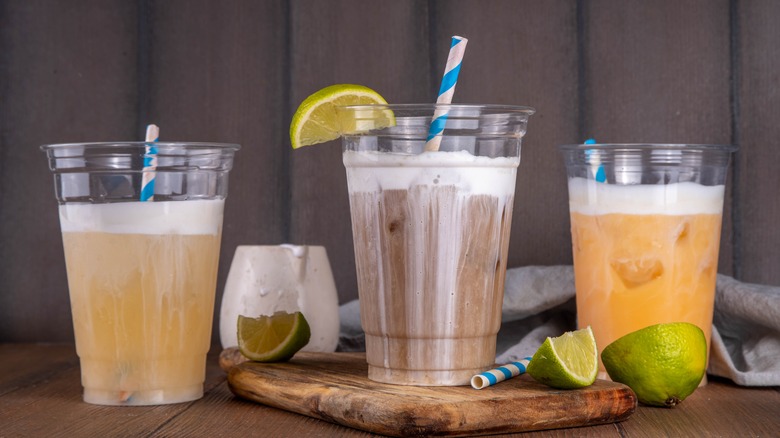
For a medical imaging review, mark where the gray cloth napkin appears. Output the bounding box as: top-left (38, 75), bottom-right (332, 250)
top-left (337, 265), bottom-right (780, 386)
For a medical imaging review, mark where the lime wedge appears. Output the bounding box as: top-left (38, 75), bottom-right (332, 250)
top-left (527, 327), bottom-right (599, 389)
top-left (237, 311), bottom-right (311, 362)
top-left (289, 84), bottom-right (392, 149)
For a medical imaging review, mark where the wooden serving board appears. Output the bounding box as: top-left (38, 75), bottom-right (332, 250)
top-left (221, 349), bottom-right (636, 437)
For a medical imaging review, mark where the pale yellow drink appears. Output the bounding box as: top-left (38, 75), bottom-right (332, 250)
top-left (568, 178), bottom-right (725, 375)
top-left (59, 200), bottom-right (224, 405)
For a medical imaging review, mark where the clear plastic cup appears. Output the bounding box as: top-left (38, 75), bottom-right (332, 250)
top-left (560, 143), bottom-right (737, 378)
top-left (41, 141), bottom-right (239, 405)
top-left (338, 104), bottom-right (534, 386)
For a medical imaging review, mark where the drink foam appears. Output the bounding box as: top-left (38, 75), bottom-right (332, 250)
top-left (343, 150), bottom-right (519, 196)
top-left (59, 199), bottom-right (224, 235)
top-left (568, 177), bottom-right (725, 215)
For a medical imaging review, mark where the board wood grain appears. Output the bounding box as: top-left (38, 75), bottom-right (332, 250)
top-left (224, 350), bottom-right (637, 437)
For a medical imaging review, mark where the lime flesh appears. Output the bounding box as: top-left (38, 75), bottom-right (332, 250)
top-left (527, 327), bottom-right (599, 389)
top-left (237, 311), bottom-right (311, 362)
top-left (289, 84), bottom-right (391, 149)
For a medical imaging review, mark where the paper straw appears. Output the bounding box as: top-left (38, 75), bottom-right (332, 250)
top-left (425, 35), bottom-right (468, 152)
top-left (584, 138), bottom-right (606, 183)
top-left (471, 357), bottom-right (532, 389)
top-left (140, 124), bottom-right (160, 202)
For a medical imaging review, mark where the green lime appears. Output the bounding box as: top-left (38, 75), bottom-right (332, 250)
top-left (601, 322), bottom-right (707, 407)
top-left (527, 326), bottom-right (599, 389)
top-left (289, 84), bottom-right (393, 149)
top-left (237, 311), bottom-right (311, 362)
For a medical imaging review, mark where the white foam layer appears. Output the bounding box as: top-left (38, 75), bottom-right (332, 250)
top-left (568, 177), bottom-right (725, 215)
top-left (59, 199), bottom-right (224, 235)
top-left (343, 150), bottom-right (519, 196)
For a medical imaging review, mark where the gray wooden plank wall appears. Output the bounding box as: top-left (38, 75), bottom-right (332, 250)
top-left (1, 0), bottom-right (777, 343)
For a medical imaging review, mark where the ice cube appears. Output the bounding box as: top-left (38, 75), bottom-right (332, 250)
top-left (610, 256), bottom-right (664, 288)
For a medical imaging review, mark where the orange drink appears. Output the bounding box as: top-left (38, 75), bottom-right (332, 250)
top-left (568, 179), bottom-right (725, 372)
top-left (560, 143), bottom-right (736, 379)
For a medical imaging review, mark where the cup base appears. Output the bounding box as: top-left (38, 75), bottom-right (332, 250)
top-left (83, 385), bottom-right (203, 406)
top-left (364, 333), bottom-right (497, 386)
top-left (368, 365), bottom-right (481, 386)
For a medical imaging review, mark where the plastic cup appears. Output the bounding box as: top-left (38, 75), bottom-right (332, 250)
top-left (338, 104), bottom-right (534, 386)
top-left (559, 143), bottom-right (737, 378)
top-left (41, 141), bottom-right (239, 405)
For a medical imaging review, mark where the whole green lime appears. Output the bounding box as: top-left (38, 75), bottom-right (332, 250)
top-left (601, 322), bottom-right (707, 407)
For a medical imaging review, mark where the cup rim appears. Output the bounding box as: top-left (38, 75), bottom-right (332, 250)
top-left (40, 141), bottom-right (241, 151)
top-left (337, 103), bottom-right (536, 115)
top-left (559, 143), bottom-right (738, 152)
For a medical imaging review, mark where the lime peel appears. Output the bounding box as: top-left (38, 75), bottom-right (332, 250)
top-left (601, 322), bottom-right (707, 407)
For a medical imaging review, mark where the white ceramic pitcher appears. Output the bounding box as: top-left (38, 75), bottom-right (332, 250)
top-left (219, 245), bottom-right (340, 352)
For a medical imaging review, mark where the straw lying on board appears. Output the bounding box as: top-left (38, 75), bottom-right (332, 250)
top-left (471, 357), bottom-right (532, 389)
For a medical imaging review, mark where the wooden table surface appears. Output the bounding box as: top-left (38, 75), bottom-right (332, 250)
top-left (2, 344), bottom-right (778, 437)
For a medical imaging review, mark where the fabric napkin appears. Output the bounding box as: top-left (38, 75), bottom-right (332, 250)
top-left (337, 265), bottom-right (780, 386)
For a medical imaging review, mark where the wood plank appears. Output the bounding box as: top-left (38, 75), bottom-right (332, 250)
top-left (289, 0), bottom-right (431, 303)
top-left (431, 0), bottom-right (579, 273)
top-left (734, 0), bottom-right (780, 286)
top-left (0, 345), bottom-right (227, 437)
top-left (0, 344), bottom-right (78, 396)
top-left (145, 0), bottom-right (289, 341)
top-left (2, 345), bottom-right (778, 437)
top-left (226, 351), bottom-right (637, 437)
top-left (582, 0), bottom-right (735, 276)
top-left (620, 377), bottom-right (780, 437)
top-left (0, 0), bottom-right (138, 342)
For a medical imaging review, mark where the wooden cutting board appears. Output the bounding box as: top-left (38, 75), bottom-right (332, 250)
top-left (221, 349), bottom-right (636, 437)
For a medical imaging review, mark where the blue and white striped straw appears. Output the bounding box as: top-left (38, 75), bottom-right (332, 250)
top-left (425, 35), bottom-right (468, 152)
top-left (471, 357), bottom-right (532, 389)
top-left (140, 124), bottom-right (160, 202)
top-left (584, 138), bottom-right (606, 183)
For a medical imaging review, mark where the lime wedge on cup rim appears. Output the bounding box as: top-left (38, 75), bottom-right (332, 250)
top-left (527, 326), bottom-right (599, 389)
top-left (289, 84), bottom-right (394, 149)
top-left (237, 311), bottom-right (311, 362)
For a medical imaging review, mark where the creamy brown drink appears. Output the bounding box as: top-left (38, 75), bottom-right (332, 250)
top-left (344, 150), bottom-right (519, 385)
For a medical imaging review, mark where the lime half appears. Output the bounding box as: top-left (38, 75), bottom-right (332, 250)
top-left (289, 84), bottom-right (392, 149)
top-left (237, 311), bottom-right (311, 362)
top-left (601, 322), bottom-right (707, 407)
top-left (527, 327), bottom-right (599, 389)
